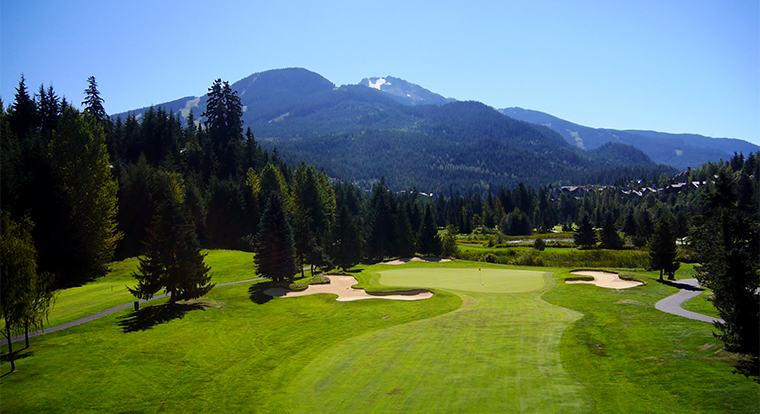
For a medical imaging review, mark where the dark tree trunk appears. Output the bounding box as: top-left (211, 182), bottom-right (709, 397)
top-left (24, 323), bottom-right (29, 349)
top-left (3, 327), bottom-right (15, 373)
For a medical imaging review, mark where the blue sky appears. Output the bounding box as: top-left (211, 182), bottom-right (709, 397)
top-left (2, 0), bottom-right (758, 144)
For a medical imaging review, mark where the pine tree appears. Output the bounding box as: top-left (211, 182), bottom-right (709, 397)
top-left (367, 179), bottom-right (394, 260)
top-left (648, 215), bottom-right (679, 280)
top-left (8, 75), bottom-right (38, 140)
top-left (130, 171), bottom-right (213, 303)
top-left (255, 193), bottom-right (297, 283)
top-left (203, 79), bottom-right (243, 178)
top-left (621, 209), bottom-right (637, 236)
top-left (82, 76), bottom-right (107, 122)
top-left (328, 206), bottom-right (363, 271)
top-left (47, 107), bottom-right (122, 286)
top-left (573, 213), bottom-right (597, 248)
top-left (394, 205), bottom-right (416, 257)
top-left (599, 211), bottom-right (623, 249)
top-left (693, 167), bottom-right (759, 357)
top-left (418, 204), bottom-right (442, 256)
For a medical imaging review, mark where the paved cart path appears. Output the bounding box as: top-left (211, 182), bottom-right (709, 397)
top-left (654, 278), bottom-right (723, 324)
top-left (0, 278), bottom-right (263, 346)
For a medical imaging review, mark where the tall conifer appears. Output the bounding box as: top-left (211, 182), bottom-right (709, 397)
top-left (255, 193), bottom-right (297, 283)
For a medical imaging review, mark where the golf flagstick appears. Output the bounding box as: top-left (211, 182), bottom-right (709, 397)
top-left (479, 268), bottom-right (482, 286)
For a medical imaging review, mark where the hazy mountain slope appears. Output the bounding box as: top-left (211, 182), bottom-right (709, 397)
top-left (500, 107), bottom-right (755, 170)
top-left (625, 129), bottom-right (759, 156)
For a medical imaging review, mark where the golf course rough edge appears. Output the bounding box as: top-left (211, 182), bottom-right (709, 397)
top-left (287, 267), bottom-right (591, 413)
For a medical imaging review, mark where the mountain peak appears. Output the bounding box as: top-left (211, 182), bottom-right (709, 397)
top-left (359, 76), bottom-right (455, 106)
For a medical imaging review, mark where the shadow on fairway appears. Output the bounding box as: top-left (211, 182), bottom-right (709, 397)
top-left (734, 356), bottom-right (760, 384)
top-left (656, 279), bottom-right (702, 291)
top-left (248, 282), bottom-right (273, 305)
top-left (118, 303), bottom-right (206, 333)
top-left (0, 349), bottom-right (36, 376)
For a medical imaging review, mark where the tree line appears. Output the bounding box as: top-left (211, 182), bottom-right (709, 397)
top-left (2, 74), bottom-right (757, 367)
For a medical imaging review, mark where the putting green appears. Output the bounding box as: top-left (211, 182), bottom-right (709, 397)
top-left (378, 268), bottom-right (547, 293)
top-left (288, 267), bottom-right (590, 413)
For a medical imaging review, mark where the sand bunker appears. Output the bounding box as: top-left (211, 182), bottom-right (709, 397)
top-left (565, 270), bottom-right (642, 289)
top-left (264, 275), bottom-right (433, 302)
top-left (383, 257), bottom-right (451, 265)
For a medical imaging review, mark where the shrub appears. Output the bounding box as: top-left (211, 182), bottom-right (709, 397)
top-left (514, 250), bottom-right (544, 266)
top-left (483, 253), bottom-right (498, 263)
top-left (534, 238), bottom-right (546, 251)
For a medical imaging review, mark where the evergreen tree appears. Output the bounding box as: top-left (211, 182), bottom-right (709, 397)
top-left (37, 83), bottom-right (60, 134)
top-left (46, 107), bottom-right (122, 286)
top-left (599, 211), bottom-right (623, 249)
top-left (328, 205), bottom-right (363, 271)
top-left (692, 168), bottom-right (759, 357)
top-left (290, 164), bottom-right (331, 275)
top-left (367, 179), bottom-right (394, 260)
top-left (393, 205), bottom-right (416, 257)
top-left (8, 75), bottom-right (38, 140)
top-left (129, 171), bottom-right (213, 303)
top-left (573, 213), bottom-right (597, 248)
top-left (418, 204), bottom-right (442, 256)
top-left (648, 215), bottom-right (679, 280)
top-left (621, 209), bottom-right (637, 236)
top-left (82, 76), bottom-right (107, 122)
top-left (255, 193), bottom-right (297, 283)
top-left (203, 79), bottom-right (243, 178)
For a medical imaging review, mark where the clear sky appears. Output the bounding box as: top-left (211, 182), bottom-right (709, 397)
top-left (2, 0), bottom-right (758, 144)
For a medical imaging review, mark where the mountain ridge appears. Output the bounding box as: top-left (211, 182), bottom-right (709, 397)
top-left (500, 107), bottom-right (759, 170)
top-left (110, 68), bottom-right (752, 189)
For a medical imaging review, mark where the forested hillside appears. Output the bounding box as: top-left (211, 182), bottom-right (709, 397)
top-left (114, 68), bottom-right (676, 192)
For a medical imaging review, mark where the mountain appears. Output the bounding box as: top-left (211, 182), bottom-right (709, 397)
top-left (114, 68), bottom-right (675, 192)
top-left (500, 107), bottom-right (759, 170)
top-left (588, 142), bottom-right (656, 166)
top-left (358, 76), bottom-right (455, 106)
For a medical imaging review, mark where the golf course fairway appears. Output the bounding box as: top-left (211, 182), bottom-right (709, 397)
top-left (288, 267), bottom-right (590, 413)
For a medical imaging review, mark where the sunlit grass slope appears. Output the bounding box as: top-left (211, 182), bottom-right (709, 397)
top-left (544, 268), bottom-right (759, 413)
top-left (288, 266), bottom-right (591, 413)
top-left (45, 249), bottom-right (256, 328)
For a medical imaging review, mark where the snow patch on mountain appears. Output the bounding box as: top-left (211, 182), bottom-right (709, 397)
top-left (368, 78), bottom-right (389, 90)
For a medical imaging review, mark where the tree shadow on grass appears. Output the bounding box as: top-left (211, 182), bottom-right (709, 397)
top-left (656, 279), bottom-right (702, 292)
top-left (248, 282), bottom-right (274, 305)
top-left (0, 349), bottom-right (35, 377)
top-left (734, 356), bottom-right (760, 384)
top-left (118, 302), bottom-right (206, 333)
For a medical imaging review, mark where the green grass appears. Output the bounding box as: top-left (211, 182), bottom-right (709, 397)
top-left (681, 290), bottom-right (720, 319)
top-left (2, 257), bottom-right (757, 413)
top-left (288, 266), bottom-right (590, 413)
top-left (1, 272), bottom-right (461, 413)
top-left (543, 267), bottom-right (758, 413)
top-left (44, 249), bottom-right (256, 328)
